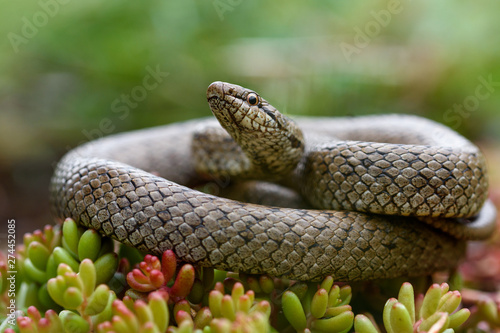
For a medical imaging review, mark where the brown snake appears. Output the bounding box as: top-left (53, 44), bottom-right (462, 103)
top-left (50, 81), bottom-right (497, 281)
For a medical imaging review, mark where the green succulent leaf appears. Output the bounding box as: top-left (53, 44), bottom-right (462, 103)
top-left (149, 292), bottom-right (169, 332)
top-left (328, 284), bottom-right (341, 307)
top-left (209, 290), bottom-right (224, 318)
top-left (282, 290), bottom-right (307, 331)
top-left (397, 282), bottom-right (415, 324)
top-left (62, 218), bottom-right (81, 260)
top-left (354, 314), bottom-right (380, 333)
top-left (383, 298), bottom-right (398, 333)
top-left (79, 259), bottom-right (97, 298)
top-left (59, 310), bottom-right (90, 333)
top-left (62, 286), bottom-right (84, 310)
top-left (23, 258), bottom-right (47, 284)
top-left (388, 302), bottom-right (413, 333)
top-left (27, 241), bottom-right (51, 271)
top-left (78, 229), bottom-right (102, 262)
top-left (311, 310), bottom-right (354, 333)
top-left (419, 311), bottom-right (449, 332)
top-left (420, 284), bottom-right (444, 320)
top-left (311, 288), bottom-right (329, 319)
top-left (84, 284), bottom-right (112, 316)
top-left (448, 308), bottom-right (470, 329)
top-left (320, 275), bottom-right (334, 293)
top-left (94, 252), bottom-right (119, 285)
top-left (53, 247), bottom-right (80, 272)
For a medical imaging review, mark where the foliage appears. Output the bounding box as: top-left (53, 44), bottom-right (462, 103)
top-left (354, 282), bottom-right (470, 333)
top-left (9, 218), bottom-right (118, 314)
top-left (2, 219), bottom-right (497, 332)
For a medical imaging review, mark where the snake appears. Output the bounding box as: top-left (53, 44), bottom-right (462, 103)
top-left (50, 81), bottom-right (497, 281)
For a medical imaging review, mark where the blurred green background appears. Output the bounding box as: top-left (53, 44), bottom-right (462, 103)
top-left (1, 0), bottom-right (500, 236)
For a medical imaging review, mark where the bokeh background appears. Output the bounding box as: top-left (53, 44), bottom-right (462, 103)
top-left (1, 1), bottom-right (500, 239)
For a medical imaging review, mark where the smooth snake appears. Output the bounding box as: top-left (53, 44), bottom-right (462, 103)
top-left (50, 81), bottom-right (497, 281)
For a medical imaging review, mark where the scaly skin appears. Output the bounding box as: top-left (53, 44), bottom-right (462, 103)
top-left (50, 82), bottom-right (496, 281)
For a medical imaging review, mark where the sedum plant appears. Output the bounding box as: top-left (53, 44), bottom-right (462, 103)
top-left (282, 277), bottom-right (354, 333)
top-left (4, 259), bottom-right (116, 333)
top-left (0, 218), bottom-right (494, 333)
top-left (125, 250), bottom-right (196, 303)
top-left (46, 260), bottom-right (116, 327)
top-left (96, 291), bottom-right (169, 333)
top-left (96, 280), bottom-right (272, 333)
top-left (14, 218), bottom-right (118, 313)
top-left (354, 282), bottom-right (470, 333)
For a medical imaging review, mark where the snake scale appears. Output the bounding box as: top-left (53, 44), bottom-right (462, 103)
top-left (50, 81), bottom-right (497, 281)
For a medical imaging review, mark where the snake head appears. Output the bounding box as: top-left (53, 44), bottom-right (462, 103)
top-left (207, 81), bottom-right (304, 177)
top-left (207, 81), bottom-right (289, 134)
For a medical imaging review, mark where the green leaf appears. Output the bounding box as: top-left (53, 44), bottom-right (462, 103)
top-left (328, 285), bottom-right (340, 307)
top-left (320, 276), bottom-right (334, 293)
top-left (311, 310), bottom-right (354, 333)
top-left (62, 218), bottom-right (81, 260)
top-left (63, 286), bottom-right (84, 310)
top-left (397, 282), bottom-right (415, 324)
top-left (23, 258), bottom-right (47, 284)
top-left (220, 295), bottom-right (236, 321)
top-left (150, 292), bottom-right (169, 332)
top-left (84, 284), bottom-right (111, 316)
top-left (47, 276), bottom-right (67, 306)
top-left (38, 283), bottom-right (61, 310)
top-left (53, 247), bottom-right (80, 272)
top-left (135, 299), bottom-right (155, 325)
top-left (338, 285), bottom-right (352, 306)
top-left (282, 291), bottom-right (307, 331)
top-left (388, 302), bottom-right (413, 333)
top-left (78, 229), bottom-right (102, 262)
top-left (94, 252), bottom-right (118, 285)
top-left (59, 310), bottom-right (90, 333)
top-left (90, 290), bottom-right (116, 326)
top-left (437, 291), bottom-right (461, 314)
top-left (448, 308), bottom-right (470, 329)
top-left (27, 241), bottom-right (51, 271)
top-left (420, 284), bottom-right (442, 319)
top-left (311, 288), bottom-right (329, 319)
top-left (354, 314), bottom-right (380, 333)
top-left (383, 298), bottom-right (398, 333)
top-left (419, 312), bottom-right (449, 332)
top-left (209, 290), bottom-right (224, 318)
top-left (79, 259), bottom-right (96, 298)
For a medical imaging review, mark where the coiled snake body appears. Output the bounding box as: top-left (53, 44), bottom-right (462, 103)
top-left (51, 82), bottom-right (496, 281)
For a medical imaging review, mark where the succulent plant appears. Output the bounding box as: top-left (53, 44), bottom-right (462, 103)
top-left (171, 281), bottom-right (272, 333)
top-left (281, 276), bottom-right (354, 333)
top-left (3, 307), bottom-right (63, 333)
top-left (354, 282), bottom-right (470, 333)
top-left (11, 218), bottom-right (119, 314)
top-left (2, 215), bottom-right (499, 332)
top-left (477, 297), bottom-right (500, 327)
top-left (96, 291), bottom-right (169, 333)
top-left (4, 259), bottom-right (117, 333)
top-left (48, 259), bottom-right (116, 320)
top-left (222, 272), bottom-right (276, 296)
top-left (125, 250), bottom-right (198, 304)
top-left (3, 306), bottom-right (94, 333)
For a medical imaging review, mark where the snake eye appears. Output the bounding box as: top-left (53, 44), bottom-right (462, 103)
top-left (247, 93), bottom-right (259, 106)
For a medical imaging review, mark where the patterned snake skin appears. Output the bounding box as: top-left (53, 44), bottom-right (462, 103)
top-left (50, 82), bottom-right (497, 281)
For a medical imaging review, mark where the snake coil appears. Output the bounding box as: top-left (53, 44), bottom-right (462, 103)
top-left (51, 81), bottom-right (496, 281)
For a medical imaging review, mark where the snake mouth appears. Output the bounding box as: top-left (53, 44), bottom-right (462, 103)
top-left (207, 95), bottom-right (219, 103)
top-left (207, 81), bottom-right (225, 102)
